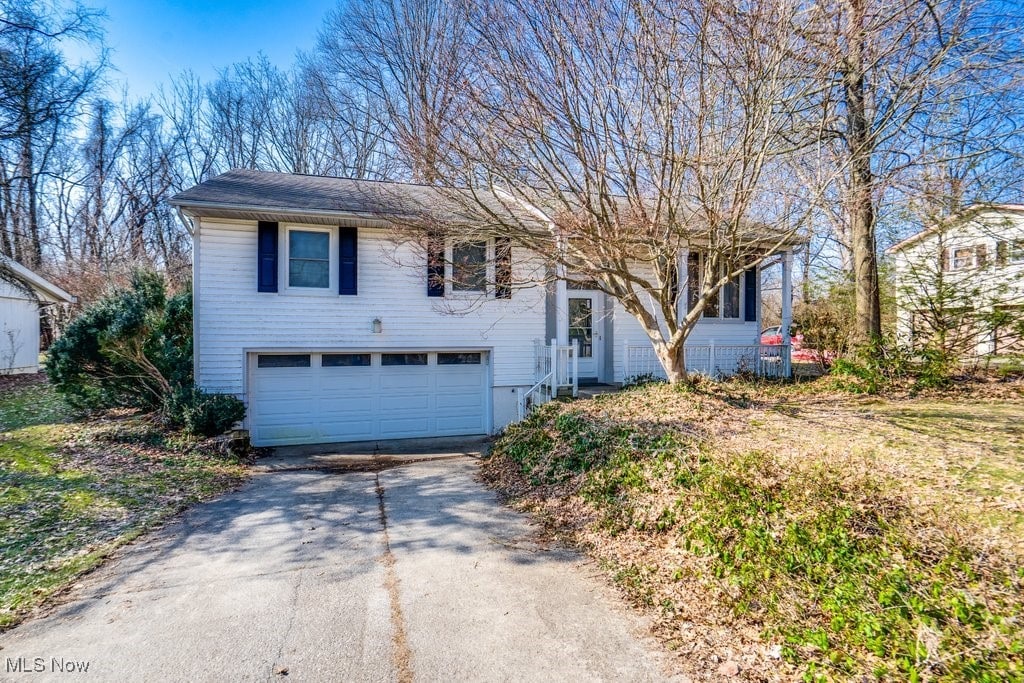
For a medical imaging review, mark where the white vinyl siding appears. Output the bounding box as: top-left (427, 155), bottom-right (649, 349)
top-left (0, 280), bottom-right (41, 374)
top-left (195, 220), bottom-right (546, 428)
top-left (607, 262), bottom-right (759, 383)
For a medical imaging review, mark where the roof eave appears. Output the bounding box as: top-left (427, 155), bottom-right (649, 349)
top-left (168, 198), bottom-right (419, 224)
top-left (887, 204), bottom-right (1024, 254)
top-left (0, 256), bottom-right (75, 303)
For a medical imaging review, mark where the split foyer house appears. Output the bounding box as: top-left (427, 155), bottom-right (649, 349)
top-left (171, 169), bottom-right (799, 447)
top-left (888, 205), bottom-right (1024, 357)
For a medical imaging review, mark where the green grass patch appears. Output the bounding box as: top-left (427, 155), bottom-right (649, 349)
top-left (0, 377), bottom-right (247, 630)
top-left (485, 384), bottom-right (1024, 681)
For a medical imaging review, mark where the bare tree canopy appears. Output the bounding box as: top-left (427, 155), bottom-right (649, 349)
top-left (340, 0), bottom-right (821, 380)
top-left (796, 0), bottom-right (1024, 346)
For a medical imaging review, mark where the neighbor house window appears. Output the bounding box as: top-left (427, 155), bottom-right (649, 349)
top-left (947, 244), bottom-right (988, 271)
top-left (952, 247), bottom-right (977, 270)
top-left (1010, 240), bottom-right (1024, 264)
top-left (289, 229), bottom-right (330, 288)
top-left (451, 241), bottom-right (488, 292)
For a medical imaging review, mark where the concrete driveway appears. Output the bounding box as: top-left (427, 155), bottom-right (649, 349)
top-left (0, 444), bottom-right (676, 682)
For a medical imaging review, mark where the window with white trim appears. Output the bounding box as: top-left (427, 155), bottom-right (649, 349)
top-left (288, 228), bottom-right (331, 289)
top-left (1009, 240), bottom-right (1024, 264)
top-left (951, 247), bottom-right (977, 270)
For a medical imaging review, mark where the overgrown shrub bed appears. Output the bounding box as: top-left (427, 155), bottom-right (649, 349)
top-left (484, 384), bottom-right (1023, 681)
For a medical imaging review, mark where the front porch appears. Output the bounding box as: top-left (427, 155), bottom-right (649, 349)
top-left (517, 337), bottom-right (793, 419)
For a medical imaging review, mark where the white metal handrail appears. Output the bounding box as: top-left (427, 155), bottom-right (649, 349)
top-left (517, 371), bottom-right (554, 420)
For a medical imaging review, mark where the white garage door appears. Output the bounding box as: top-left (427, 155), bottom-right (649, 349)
top-left (249, 351), bottom-right (489, 447)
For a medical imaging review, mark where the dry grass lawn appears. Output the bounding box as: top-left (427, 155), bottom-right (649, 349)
top-left (484, 377), bottom-right (1024, 681)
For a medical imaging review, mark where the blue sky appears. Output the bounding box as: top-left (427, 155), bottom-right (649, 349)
top-left (85, 0), bottom-right (340, 98)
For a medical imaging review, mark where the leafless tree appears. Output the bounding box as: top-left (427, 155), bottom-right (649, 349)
top-left (799, 0), bottom-right (1024, 348)
top-left (0, 0), bottom-right (104, 267)
top-left (360, 0), bottom-right (825, 381)
top-left (316, 0), bottom-right (473, 181)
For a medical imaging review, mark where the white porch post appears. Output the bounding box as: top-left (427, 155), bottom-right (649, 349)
top-left (781, 250), bottom-right (793, 377)
top-left (678, 247), bottom-right (689, 323)
top-left (555, 267), bottom-right (569, 346)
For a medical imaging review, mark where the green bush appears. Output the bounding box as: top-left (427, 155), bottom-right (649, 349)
top-left (830, 341), bottom-right (955, 393)
top-left (164, 386), bottom-right (246, 437)
top-left (47, 271), bottom-right (193, 410)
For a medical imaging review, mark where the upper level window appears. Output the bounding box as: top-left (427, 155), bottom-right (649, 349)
top-left (1008, 240), bottom-right (1024, 264)
top-left (952, 247), bottom-right (977, 270)
top-left (451, 241), bottom-right (488, 292)
top-left (289, 229), bottom-right (330, 288)
top-left (945, 244), bottom-right (988, 271)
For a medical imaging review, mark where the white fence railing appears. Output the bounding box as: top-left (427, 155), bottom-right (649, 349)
top-left (533, 338), bottom-right (579, 395)
top-left (519, 339), bottom-right (579, 419)
top-left (623, 341), bottom-right (791, 380)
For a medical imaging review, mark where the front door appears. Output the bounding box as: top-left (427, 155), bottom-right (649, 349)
top-left (567, 292), bottom-right (603, 382)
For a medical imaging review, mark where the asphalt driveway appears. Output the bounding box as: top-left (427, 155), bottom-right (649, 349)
top-left (0, 449), bottom-right (675, 682)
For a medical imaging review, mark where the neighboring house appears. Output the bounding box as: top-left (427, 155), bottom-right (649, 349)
top-left (171, 169), bottom-right (798, 447)
top-left (888, 205), bottom-right (1024, 357)
top-left (0, 255), bottom-right (76, 374)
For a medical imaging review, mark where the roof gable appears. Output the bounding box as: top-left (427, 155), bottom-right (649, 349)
top-left (887, 205), bottom-right (1024, 254)
top-left (0, 255), bottom-right (75, 303)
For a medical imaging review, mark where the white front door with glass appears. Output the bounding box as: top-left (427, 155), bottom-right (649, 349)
top-left (568, 292), bottom-right (603, 381)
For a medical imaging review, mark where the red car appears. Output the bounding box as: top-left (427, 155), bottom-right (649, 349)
top-left (760, 326), bottom-right (832, 364)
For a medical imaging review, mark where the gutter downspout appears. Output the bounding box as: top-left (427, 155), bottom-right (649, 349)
top-left (177, 208), bottom-right (200, 386)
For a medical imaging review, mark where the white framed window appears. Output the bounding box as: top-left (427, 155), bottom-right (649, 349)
top-left (946, 244), bottom-right (989, 271)
top-left (1009, 239), bottom-right (1024, 264)
top-left (286, 227), bottom-right (332, 290)
top-left (448, 239), bottom-right (491, 294)
top-left (951, 247), bottom-right (977, 271)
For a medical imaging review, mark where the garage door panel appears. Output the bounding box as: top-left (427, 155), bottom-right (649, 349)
top-left (378, 417), bottom-right (433, 438)
top-left (250, 351), bottom-right (488, 446)
top-left (256, 400), bottom-right (317, 419)
top-left (380, 393), bottom-right (432, 411)
top-left (436, 416), bottom-right (486, 433)
top-left (436, 393), bottom-right (484, 410)
top-left (317, 396), bottom-right (378, 413)
top-left (257, 378), bottom-right (317, 394)
top-left (254, 424), bottom-right (320, 444)
top-left (435, 371), bottom-right (483, 388)
top-left (320, 422), bottom-right (376, 441)
top-left (379, 373), bottom-right (431, 391)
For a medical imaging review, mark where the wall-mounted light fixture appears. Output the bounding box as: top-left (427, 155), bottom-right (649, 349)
top-left (371, 318), bottom-right (383, 334)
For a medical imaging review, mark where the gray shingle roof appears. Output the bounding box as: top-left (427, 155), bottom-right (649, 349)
top-left (170, 169), bottom-right (456, 218)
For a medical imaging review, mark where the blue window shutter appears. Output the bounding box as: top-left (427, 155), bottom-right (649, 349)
top-left (257, 221), bottom-right (278, 293)
top-left (495, 237), bottom-right (512, 299)
top-left (339, 227), bottom-right (358, 295)
top-left (427, 232), bottom-right (445, 297)
top-left (744, 266), bottom-right (757, 322)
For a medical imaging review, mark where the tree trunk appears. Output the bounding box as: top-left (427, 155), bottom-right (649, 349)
top-left (655, 340), bottom-right (688, 384)
top-left (843, 0), bottom-right (882, 348)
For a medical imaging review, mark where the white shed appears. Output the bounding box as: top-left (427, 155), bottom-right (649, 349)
top-left (0, 255), bottom-right (75, 374)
